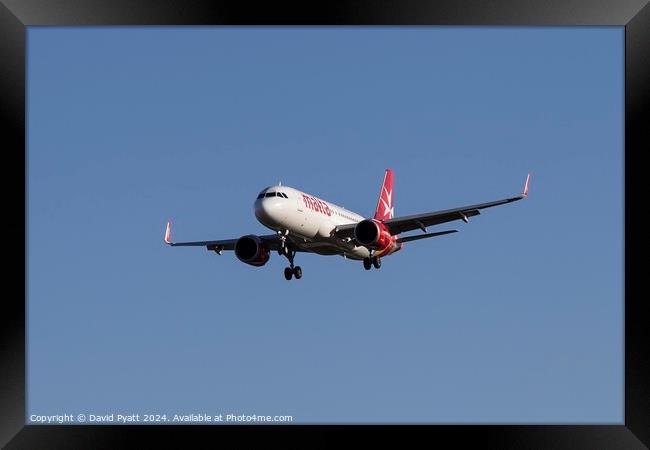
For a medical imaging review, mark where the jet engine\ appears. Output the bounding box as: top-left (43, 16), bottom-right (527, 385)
top-left (354, 219), bottom-right (393, 250)
top-left (234, 235), bottom-right (270, 267)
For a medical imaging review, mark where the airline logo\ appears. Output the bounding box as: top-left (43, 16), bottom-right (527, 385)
top-left (302, 194), bottom-right (332, 217)
top-left (374, 169), bottom-right (395, 221)
top-left (380, 186), bottom-right (394, 219)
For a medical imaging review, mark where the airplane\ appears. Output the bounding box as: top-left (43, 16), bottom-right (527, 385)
top-left (164, 169), bottom-right (531, 280)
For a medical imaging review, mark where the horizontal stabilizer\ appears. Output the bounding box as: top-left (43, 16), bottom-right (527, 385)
top-left (396, 229), bottom-right (458, 243)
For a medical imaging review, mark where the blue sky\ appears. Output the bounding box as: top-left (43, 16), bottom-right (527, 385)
top-left (27, 27), bottom-right (623, 423)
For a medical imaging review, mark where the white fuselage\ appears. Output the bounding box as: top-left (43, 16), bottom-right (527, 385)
top-left (253, 185), bottom-right (372, 260)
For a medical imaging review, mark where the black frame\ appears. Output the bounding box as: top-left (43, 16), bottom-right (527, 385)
top-left (1, 1), bottom-right (647, 448)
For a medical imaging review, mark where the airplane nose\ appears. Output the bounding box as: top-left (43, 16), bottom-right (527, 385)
top-left (254, 199), bottom-right (270, 222)
top-left (255, 198), bottom-right (284, 227)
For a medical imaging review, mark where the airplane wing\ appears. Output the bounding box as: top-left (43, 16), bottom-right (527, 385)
top-left (383, 173), bottom-right (530, 235)
top-left (334, 173), bottom-right (531, 238)
top-left (163, 221), bottom-right (305, 253)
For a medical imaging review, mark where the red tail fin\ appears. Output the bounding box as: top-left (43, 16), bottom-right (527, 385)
top-left (374, 169), bottom-right (394, 221)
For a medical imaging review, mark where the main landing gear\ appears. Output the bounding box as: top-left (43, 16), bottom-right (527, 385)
top-left (363, 256), bottom-right (381, 270)
top-left (284, 265), bottom-right (302, 280)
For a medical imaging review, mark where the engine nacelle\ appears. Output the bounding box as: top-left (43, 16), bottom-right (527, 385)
top-left (354, 219), bottom-right (393, 250)
top-left (234, 235), bottom-right (270, 267)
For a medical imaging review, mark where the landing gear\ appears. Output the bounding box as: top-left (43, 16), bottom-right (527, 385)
top-left (277, 230), bottom-right (291, 256)
top-left (282, 244), bottom-right (302, 281)
top-left (363, 255), bottom-right (382, 270)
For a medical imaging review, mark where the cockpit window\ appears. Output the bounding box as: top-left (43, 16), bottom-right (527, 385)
top-left (259, 191), bottom-right (288, 199)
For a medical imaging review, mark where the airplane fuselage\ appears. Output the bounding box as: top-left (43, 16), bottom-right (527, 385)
top-left (254, 185), bottom-right (400, 261)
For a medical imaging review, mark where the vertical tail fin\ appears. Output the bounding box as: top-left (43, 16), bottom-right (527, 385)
top-left (374, 168), bottom-right (395, 221)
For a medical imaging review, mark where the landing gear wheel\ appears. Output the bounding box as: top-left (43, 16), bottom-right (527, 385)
top-left (372, 256), bottom-right (381, 269)
top-left (284, 267), bottom-right (293, 280)
top-left (363, 257), bottom-right (372, 270)
top-left (293, 266), bottom-right (302, 279)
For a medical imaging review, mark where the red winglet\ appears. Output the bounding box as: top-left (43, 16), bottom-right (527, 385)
top-left (522, 173), bottom-right (531, 197)
top-left (164, 220), bottom-right (172, 244)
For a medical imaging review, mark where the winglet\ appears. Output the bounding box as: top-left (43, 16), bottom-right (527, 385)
top-left (164, 220), bottom-right (173, 245)
top-left (522, 173), bottom-right (531, 198)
